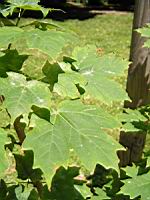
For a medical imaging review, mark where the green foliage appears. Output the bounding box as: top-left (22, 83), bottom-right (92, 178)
top-left (1, 0), bottom-right (51, 17)
top-left (24, 101), bottom-right (122, 186)
top-left (138, 24), bottom-right (150, 48)
top-left (121, 172), bottom-right (150, 199)
top-left (0, 26), bottom-right (75, 59)
top-left (0, 72), bottom-right (51, 121)
top-left (0, 1), bottom-right (150, 199)
top-left (69, 45), bottom-right (129, 103)
top-left (0, 129), bottom-right (8, 176)
top-left (91, 189), bottom-right (109, 199)
top-left (0, 49), bottom-right (28, 77)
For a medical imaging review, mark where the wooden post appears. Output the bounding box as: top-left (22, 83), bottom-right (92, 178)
top-left (118, 0), bottom-right (150, 166)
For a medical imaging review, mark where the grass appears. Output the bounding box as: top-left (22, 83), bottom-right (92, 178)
top-left (56, 13), bottom-right (133, 59)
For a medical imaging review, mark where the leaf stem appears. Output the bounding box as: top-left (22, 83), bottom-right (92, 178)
top-left (7, 8), bottom-right (24, 49)
top-left (16, 8), bottom-right (24, 27)
top-left (5, 181), bottom-right (47, 185)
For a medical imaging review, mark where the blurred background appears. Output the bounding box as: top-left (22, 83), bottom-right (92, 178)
top-left (40, 0), bottom-right (135, 10)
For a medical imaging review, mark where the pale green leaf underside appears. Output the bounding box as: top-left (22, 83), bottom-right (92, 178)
top-left (24, 100), bottom-right (122, 185)
top-left (121, 172), bottom-right (150, 199)
top-left (0, 128), bottom-right (8, 177)
top-left (0, 72), bottom-right (51, 121)
top-left (8, 0), bottom-right (39, 4)
top-left (4, 0), bottom-right (50, 17)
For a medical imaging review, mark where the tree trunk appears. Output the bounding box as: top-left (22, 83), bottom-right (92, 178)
top-left (118, 0), bottom-right (150, 167)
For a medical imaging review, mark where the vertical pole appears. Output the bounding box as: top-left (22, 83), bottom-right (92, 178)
top-left (118, 0), bottom-right (150, 166)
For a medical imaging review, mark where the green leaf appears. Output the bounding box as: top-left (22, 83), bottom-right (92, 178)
top-left (123, 165), bottom-right (138, 177)
top-left (54, 72), bottom-right (86, 99)
top-left (72, 45), bottom-right (128, 77)
top-left (15, 185), bottom-right (36, 200)
top-left (42, 61), bottom-right (64, 90)
top-left (93, 55), bottom-right (129, 78)
top-left (118, 109), bottom-right (147, 123)
top-left (19, 20), bottom-right (61, 30)
top-left (0, 5), bottom-right (11, 18)
top-left (119, 109), bottom-right (147, 132)
top-left (32, 106), bottom-right (50, 122)
top-left (0, 180), bottom-right (7, 199)
top-left (24, 100), bottom-right (122, 186)
top-left (22, 49), bottom-right (47, 80)
top-left (0, 49), bottom-right (28, 77)
top-left (0, 27), bottom-right (75, 60)
top-left (121, 122), bottom-right (140, 132)
top-left (138, 24), bottom-right (150, 36)
top-left (0, 108), bottom-right (10, 127)
top-left (14, 150), bottom-right (42, 181)
top-left (91, 188), bottom-right (109, 199)
top-left (57, 62), bottom-right (73, 73)
top-left (21, 29), bottom-right (75, 59)
top-left (0, 18), bottom-right (15, 27)
top-left (147, 157), bottom-right (150, 166)
top-left (121, 172), bottom-right (150, 199)
top-left (49, 166), bottom-right (84, 200)
top-left (71, 45), bottom-right (98, 70)
top-left (22, 56), bottom-right (72, 84)
top-left (4, 0), bottom-right (50, 17)
top-left (71, 45), bottom-right (129, 103)
top-left (143, 39), bottom-right (150, 48)
top-left (0, 128), bottom-right (8, 177)
top-left (0, 72), bottom-right (51, 121)
top-left (75, 184), bottom-right (91, 199)
top-left (82, 70), bottom-right (128, 103)
top-left (138, 25), bottom-right (150, 47)
top-left (0, 27), bottom-right (23, 50)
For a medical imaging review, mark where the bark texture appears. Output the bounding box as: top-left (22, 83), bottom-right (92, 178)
top-left (118, 0), bottom-right (150, 167)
